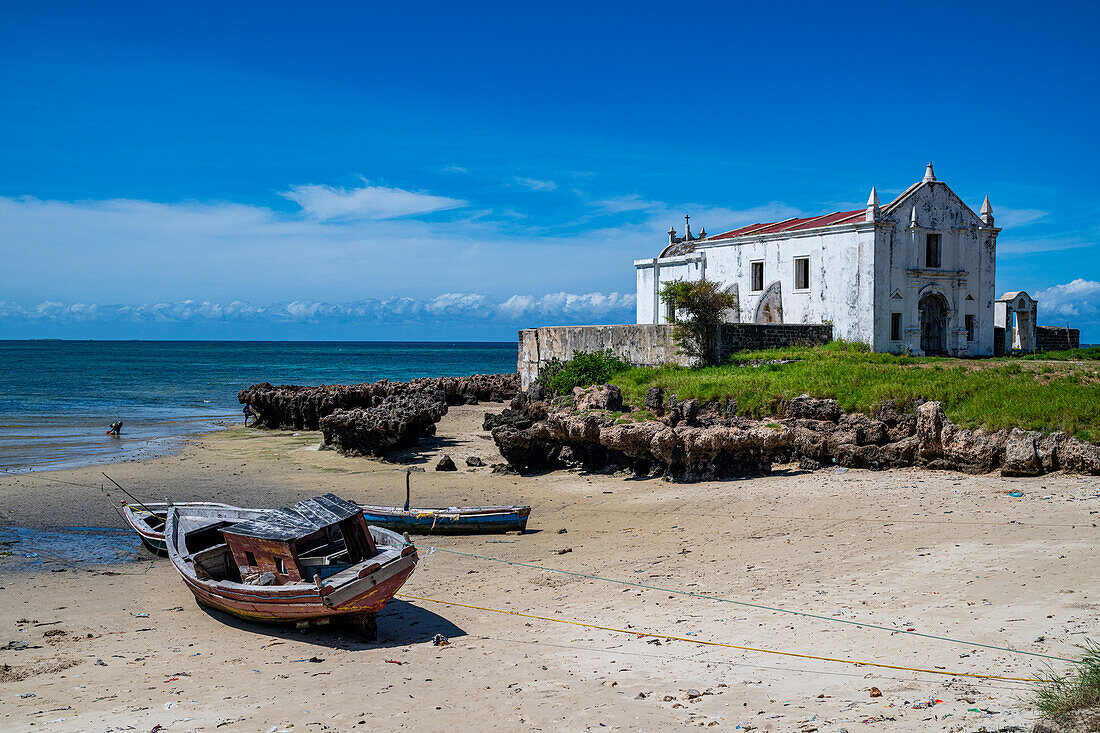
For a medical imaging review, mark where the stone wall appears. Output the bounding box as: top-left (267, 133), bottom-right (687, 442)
top-left (518, 323), bottom-right (833, 389)
top-left (715, 323), bottom-right (833, 354)
top-left (1035, 326), bottom-right (1080, 352)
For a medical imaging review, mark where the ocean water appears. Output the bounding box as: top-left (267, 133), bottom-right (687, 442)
top-left (0, 341), bottom-right (517, 473)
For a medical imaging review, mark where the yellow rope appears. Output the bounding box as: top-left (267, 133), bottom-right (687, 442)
top-left (397, 593), bottom-right (1041, 683)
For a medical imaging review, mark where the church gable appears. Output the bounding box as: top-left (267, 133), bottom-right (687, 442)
top-left (881, 165), bottom-right (985, 230)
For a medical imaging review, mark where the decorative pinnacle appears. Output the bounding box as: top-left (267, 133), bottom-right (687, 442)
top-left (866, 186), bottom-right (880, 207)
top-left (909, 206), bottom-right (918, 226)
top-left (980, 195), bottom-right (994, 226)
top-left (923, 162), bottom-right (936, 183)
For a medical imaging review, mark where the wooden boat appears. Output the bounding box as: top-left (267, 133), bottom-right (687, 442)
top-left (165, 493), bottom-right (417, 637)
top-left (124, 497), bottom-right (530, 552)
top-left (358, 503), bottom-right (530, 534)
top-left (122, 501), bottom-right (234, 556)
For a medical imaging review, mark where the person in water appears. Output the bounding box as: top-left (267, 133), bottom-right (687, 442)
top-left (107, 421), bottom-right (122, 436)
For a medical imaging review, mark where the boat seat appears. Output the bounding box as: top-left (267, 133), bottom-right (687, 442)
top-left (191, 543), bottom-right (232, 580)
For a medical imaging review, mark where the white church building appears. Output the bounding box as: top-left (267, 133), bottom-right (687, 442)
top-left (635, 164), bottom-right (1006, 356)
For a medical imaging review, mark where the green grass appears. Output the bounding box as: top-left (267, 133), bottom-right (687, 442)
top-left (1034, 641), bottom-right (1100, 723)
top-left (606, 341), bottom-right (1100, 442)
top-left (1021, 346), bottom-right (1100, 361)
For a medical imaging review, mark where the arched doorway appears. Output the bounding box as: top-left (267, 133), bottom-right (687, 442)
top-left (919, 292), bottom-right (949, 355)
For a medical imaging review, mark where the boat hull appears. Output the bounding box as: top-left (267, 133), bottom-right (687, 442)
top-left (359, 505), bottom-right (530, 534)
top-left (165, 506), bottom-right (417, 630)
top-left (179, 558), bottom-right (417, 623)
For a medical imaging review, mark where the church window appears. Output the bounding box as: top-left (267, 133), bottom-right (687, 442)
top-left (925, 233), bottom-right (942, 268)
top-left (794, 257), bottom-right (810, 290)
top-left (751, 261), bottom-right (764, 291)
top-left (890, 312), bottom-right (902, 341)
top-left (965, 314), bottom-right (975, 342)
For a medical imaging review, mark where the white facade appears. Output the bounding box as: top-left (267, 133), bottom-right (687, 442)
top-left (634, 165), bottom-right (1002, 356)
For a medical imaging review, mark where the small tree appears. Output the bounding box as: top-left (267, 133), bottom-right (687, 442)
top-left (659, 278), bottom-right (737, 366)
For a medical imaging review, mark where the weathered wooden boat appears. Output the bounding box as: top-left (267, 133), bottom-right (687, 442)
top-left (124, 497), bottom-right (530, 550)
top-left (358, 503), bottom-right (530, 534)
top-left (121, 501), bottom-right (234, 556)
top-left (165, 493), bottom-right (417, 637)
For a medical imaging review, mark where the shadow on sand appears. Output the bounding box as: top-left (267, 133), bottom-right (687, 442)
top-left (197, 598), bottom-right (467, 650)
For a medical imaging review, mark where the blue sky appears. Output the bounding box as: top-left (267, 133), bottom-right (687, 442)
top-left (1, 1), bottom-right (1098, 341)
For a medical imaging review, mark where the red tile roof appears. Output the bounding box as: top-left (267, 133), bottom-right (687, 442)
top-left (707, 208), bottom-right (865, 241)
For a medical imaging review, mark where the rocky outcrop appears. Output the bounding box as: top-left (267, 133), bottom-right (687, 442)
top-left (489, 386), bottom-right (1100, 482)
top-left (239, 374), bottom-right (518, 430)
top-left (318, 395), bottom-right (447, 457)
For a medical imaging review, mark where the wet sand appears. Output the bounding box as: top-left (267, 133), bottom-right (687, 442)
top-left (1, 404), bottom-right (1099, 731)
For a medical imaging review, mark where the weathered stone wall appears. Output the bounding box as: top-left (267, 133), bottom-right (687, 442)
top-left (1035, 326), bottom-right (1080, 352)
top-left (715, 324), bottom-right (833, 354)
top-left (518, 323), bottom-right (833, 389)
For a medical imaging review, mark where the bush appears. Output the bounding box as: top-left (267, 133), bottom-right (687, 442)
top-left (1034, 640), bottom-right (1100, 723)
top-left (537, 350), bottom-right (630, 395)
top-left (658, 278), bottom-right (738, 366)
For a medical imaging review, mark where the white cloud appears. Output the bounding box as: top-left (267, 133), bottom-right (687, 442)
top-left (0, 292), bottom-right (637, 326)
top-left (280, 181), bottom-right (466, 221)
top-left (590, 195), bottom-right (802, 234)
top-left (1034, 279), bottom-right (1100, 319)
top-left (996, 207), bottom-right (1048, 228)
top-left (515, 177), bottom-right (557, 191)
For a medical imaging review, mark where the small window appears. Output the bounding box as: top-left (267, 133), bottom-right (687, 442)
top-left (890, 312), bottom-right (902, 341)
top-left (925, 233), bottom-right (942, 268)
top-left (965, 314), bottom-right (975, 342)
top-left (751, 261), bottom-right (764, 291)
top-left (244, 551), bottom-right (256, 567)
top-left (794, 257), bottom-right (809, 290)
top-left (275, 557), bottom-right (286, 574)
top-left (667, 303), bottom-right (676, 323)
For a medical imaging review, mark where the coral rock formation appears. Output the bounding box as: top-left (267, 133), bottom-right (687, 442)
top-left (489, 385), bottom-right (1100, 481)
top-left (241, 374), bottom-right (518, 457)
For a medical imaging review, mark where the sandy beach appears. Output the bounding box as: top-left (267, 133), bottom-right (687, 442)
top-left (2, 403), bottom-right (1098, 732)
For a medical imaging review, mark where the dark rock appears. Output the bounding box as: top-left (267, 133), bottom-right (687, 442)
top-left (680, 399), bottom-right (699, 426)
top-left (798, 456), bottom-right (822, 471)
top-left (465, 456), bottom-right (484, 467)
top-left (436, 455), bottom-right (457, 471)
top-left (782, 395), bottom-right (841, 422)
top-left (319, 395), bottom-right (446, 457)
top-left (645, 387), bottom-right (665, 414)
top-left (483, 408), bottom-right (533, 432)
top-left (573, 384), bottom-right (623, 412)
top-left (239, 374), bottom-right (519, 430)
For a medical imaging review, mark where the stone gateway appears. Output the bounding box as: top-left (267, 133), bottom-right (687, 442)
top-left (635, 164), bottom-right (1016, 356)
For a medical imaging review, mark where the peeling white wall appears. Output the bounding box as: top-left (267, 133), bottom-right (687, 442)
top-left (635, 179), bottom-right (1000, 356)
top-left (876, 182), bottom-right (998, 356)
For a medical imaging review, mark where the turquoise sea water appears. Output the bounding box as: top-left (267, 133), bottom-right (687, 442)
top-left (0, 341), bottom-right (517, 473)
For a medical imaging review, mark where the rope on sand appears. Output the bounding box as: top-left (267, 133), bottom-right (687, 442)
top-left (397, 593), bottom-right (1043, 683)
top-left (420, 546), bottom-right (1077, 663)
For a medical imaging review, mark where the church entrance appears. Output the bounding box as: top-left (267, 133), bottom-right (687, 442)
top-left (919, 292), bottom-right (949, 355)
